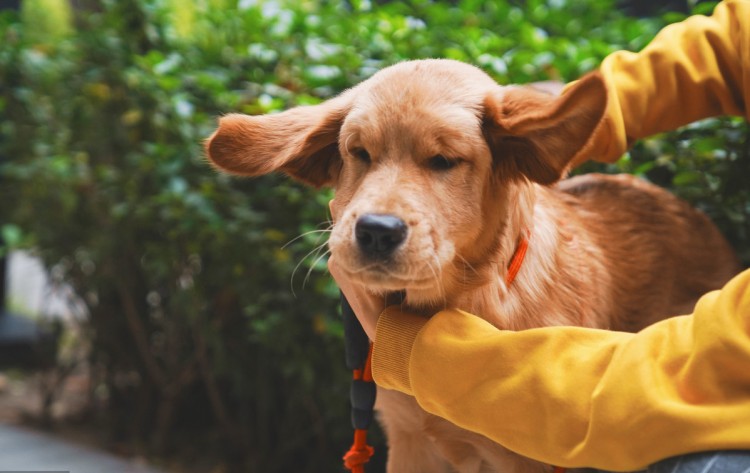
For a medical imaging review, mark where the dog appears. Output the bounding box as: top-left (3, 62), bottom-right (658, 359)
top-left (205, 59), bottom-right (740, 473)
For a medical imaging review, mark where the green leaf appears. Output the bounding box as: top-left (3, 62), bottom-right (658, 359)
top-left (1, 224), bottom-right (23, 247)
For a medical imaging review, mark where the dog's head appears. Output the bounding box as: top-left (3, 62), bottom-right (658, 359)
top-left (206, 59), bottom-right (606, 306)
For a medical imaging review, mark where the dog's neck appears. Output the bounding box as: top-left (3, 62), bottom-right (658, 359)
top-left (488, 199), bottom-right (563, 328)
top-left (454, 184), bottom-right (611, 330)
top-left (402, 179), bottom-right (538, 317)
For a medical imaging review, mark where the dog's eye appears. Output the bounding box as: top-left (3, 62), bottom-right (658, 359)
top-left (428, 155), bottom-right (459, 171)
top-left (353, 148), bottom-right (371, 164)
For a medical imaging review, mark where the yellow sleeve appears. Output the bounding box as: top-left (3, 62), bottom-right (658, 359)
top-left (371, 269), bottom-right (750, 471)
top-left (584, 0), bottom-right (750, 164)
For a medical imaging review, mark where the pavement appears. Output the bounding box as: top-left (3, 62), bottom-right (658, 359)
top-left (0, 423), bottom-right (162, 472)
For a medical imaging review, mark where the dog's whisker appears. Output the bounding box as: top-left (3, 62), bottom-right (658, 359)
top-left (457, 255), bottom-right (479, 276)
top-left (456, 255), bottom-right (480, 286)
top-left (427, 254), bottom-right (448, 309)
top-left (303, 248), bottom-right (332, 290)
top-left (290, 240), bottom-right (331, 296)
top-left (282, 227), bottom-right (333, 250)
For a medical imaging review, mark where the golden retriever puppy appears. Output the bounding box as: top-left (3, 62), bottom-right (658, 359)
top-left (205, 59), bottom-right (739, 473)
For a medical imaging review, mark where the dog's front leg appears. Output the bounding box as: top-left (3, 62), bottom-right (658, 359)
top-left (377, 389), bottom-right (454, 473)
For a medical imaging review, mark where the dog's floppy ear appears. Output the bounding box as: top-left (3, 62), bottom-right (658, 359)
top-left (483, 71), bottom-right (607, 185)
top-left (204, 92), bottom-right (353, 188)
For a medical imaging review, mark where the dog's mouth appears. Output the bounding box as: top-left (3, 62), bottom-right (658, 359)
top-left (337, 261), bottom-right (442, 292)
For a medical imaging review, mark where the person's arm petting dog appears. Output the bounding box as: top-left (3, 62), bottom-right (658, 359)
top-left (330, 0), bottom-right (750, 470)
top-left (373, 270), bottom-right (750, 471)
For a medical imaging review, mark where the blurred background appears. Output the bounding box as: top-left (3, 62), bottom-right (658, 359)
top-left (0, 0), bottom-right (747, 472)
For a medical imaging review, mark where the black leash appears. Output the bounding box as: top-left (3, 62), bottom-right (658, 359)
top-left (341, 293), bottom-right (376, 472)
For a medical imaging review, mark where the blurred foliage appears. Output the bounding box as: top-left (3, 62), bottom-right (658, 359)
top-left (0, 0), bottom-right (747, 471)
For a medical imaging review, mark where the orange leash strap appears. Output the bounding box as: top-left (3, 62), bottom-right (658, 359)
top-left (343, 428), bottom-right (374, 472)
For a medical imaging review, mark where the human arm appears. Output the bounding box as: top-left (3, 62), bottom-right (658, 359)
top-left (371, 269), bottom-right (750, 471)
top-left (578, 0), bottom-right (750, 165)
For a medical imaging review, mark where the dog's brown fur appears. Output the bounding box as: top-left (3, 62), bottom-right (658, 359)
top-left (205, 59), bottom-right (740, 473)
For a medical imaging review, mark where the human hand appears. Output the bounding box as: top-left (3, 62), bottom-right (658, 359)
top-left (328, 254), bottom-right (384, 341)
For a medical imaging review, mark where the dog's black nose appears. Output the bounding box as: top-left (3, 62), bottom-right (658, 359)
top-left (355, 214), bottom-right (407, 259)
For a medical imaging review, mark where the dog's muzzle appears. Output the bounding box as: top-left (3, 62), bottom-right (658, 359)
top-left (355, 214), bottom-right (408, 260)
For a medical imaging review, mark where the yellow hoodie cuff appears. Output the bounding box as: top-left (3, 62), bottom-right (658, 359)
top-left (371, 306), bottom-right (428, 395)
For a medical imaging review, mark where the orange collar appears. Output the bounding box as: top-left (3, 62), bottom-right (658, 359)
top-left (506, 229), bottom-right (530, 286)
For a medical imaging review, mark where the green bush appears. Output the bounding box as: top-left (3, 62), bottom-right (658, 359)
top-left (0, 0), bottom-right (746, 471)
